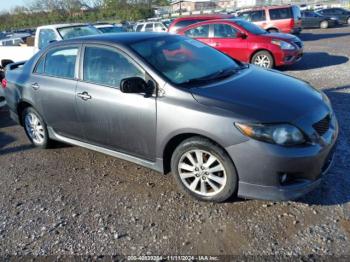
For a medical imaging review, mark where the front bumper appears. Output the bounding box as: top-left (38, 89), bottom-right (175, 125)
top-left (291, 27), bottom-right (302, 34)
top-left (277, 48), bottom-right (303, 66)
top-left (226, 119), bottom-right (338, 201)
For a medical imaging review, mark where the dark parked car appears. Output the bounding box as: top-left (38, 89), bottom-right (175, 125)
top-left (316, 8), bottom-right (350, 24)
top-left (178, 19), bottom-right (303, 68)
top-left (301, 10), bottom-right (339, 28)
top-left (4, 33), bottom-right (338, 202)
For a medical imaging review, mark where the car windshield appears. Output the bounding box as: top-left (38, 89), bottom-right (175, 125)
top-left (234, 19), bottom-right (267, 35)
top-left (130, 35), bottom-right (242, 86)
top-left (58, 25), bottom-right (100, 40)
top-left (98, 26), bottom-right (125, 34)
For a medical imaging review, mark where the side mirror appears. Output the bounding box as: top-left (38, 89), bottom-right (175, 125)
top-left (120, 77), bottom-right (149, 94)
top-left (237, 32), bottom-right (247, 39)
top-left (1, 59), bottom-right (14, 68)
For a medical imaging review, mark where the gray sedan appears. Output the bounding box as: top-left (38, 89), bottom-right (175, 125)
top-left (4, 33), bottom-right (338, 202)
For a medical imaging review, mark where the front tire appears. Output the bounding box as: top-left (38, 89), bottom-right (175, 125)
top-left (22, 107), bottom-right (51, 149)
top-left (171, 137), bottom-right (237, 202)
top-left (251, 51), bottom-right (274, 69)
top-left (347, 17), bottom-right (350, 25)
top-left (320, 20), bottom-right (329, 29)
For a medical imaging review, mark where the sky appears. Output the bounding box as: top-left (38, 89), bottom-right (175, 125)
top-left (1, 0), bottom-right (27, 11)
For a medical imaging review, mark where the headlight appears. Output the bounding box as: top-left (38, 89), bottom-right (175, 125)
top-left (235, 123), bottom-right (305, 146)
top-left (271, 39), bottom-right (295, 50)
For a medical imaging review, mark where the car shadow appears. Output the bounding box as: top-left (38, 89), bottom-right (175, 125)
top-left (0, 106), bottom-right (16, 128)
top-left (280, 52), bottom-right (348, 71)
top-left (300, 31), bottom-right (350, 41)
top-left (297, 85), bottom-right (350, 206)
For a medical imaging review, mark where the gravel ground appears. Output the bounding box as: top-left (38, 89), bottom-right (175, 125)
top-left (1, 26), bottom-right (350, 258)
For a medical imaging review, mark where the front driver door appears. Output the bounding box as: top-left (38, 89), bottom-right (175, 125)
top-left (210, 23), bottom-right (248, 62)
top-left (75, 45), bottom-right (157, 160)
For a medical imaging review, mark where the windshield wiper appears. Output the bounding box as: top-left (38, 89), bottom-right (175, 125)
top-left (183, 64), bottom-right (249, 85)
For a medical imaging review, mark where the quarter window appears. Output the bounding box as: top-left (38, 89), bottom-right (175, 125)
top-left (83, 46), bottom-right (144, 87)
top-left (185, 25), bottom-right (209, 38)
top-left (43, 47), bottom-right (78, 79)
top-left (213, 24), bottom-right (237, 38)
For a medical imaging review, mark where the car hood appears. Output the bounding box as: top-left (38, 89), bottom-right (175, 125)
top-left (190, 66), bottom-right (328, 123)
top-left (262, 32), bottom-right (298, 41)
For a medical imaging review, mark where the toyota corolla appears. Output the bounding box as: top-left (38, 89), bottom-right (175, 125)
top-left (3, 33), bottom-right (338, 202)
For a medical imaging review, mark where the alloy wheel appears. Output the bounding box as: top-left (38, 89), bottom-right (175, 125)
top-left (24, 112), bottom-right (45, 144)
top-left (178, 149), bottom-right (227, 197)
top-left (254, 55), bottom-right (271, 68)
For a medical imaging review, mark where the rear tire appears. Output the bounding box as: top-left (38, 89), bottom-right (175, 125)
top-left (320, 20), bottom-right (329, 29)
top-left (347, 17), bottom-right (350, 25)
top-left (171, 137), bottom-right (237, 203)
top-left (251, 51), bottom-right (274, 69)
top-left (22, 107), bottom-right (51, 149)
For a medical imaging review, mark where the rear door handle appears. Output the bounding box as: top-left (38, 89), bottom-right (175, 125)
top-left (31, 83), bottom-right (40, 90)
top-left (77, 92), bottom-right (92, 101)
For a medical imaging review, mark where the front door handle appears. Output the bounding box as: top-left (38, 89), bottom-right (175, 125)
top-left (31, 83), bottom-right (40, 90)
top-left (77, 92), bottom-right (92, 101)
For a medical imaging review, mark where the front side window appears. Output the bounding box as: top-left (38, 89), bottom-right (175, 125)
top-left (185, 25), bottom-right (209, 38)
top-left (83, 46), bottom-right (144, 87)
top-left (234, 19), bottom-right (267, 35)
top-left (39, 29), bottom-right (58, 49)
top-left (269, 8), bottom-right (292, 20)
top-left (213, 24), bottom-right (237, 38)
top-left (155, 23), bottom-right (165, 31)
top-left (130, 35), bottom-right (240, 85)
top-left (44, 47), bottom-right (78, 79)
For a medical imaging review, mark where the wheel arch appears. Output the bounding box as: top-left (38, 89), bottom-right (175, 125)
top-left (250, 49), bottom-right (275, 65)
top-left (162, 132), bottom-right (233, 175)
top-left (266, 27), bottom-right (279, 33)
top-left (17, 100), bottom-right (34, 126)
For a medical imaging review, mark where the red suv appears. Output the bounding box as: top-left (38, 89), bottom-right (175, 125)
top-left (177, 19), bottom-right (303, 68)
top-left (168, 14), bottom-right (234, 34)
top-left (237, 5), bottom-right (302, 34)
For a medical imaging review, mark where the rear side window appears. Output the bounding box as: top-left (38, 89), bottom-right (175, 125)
top-left (239, 10), bottom-right (266, 22)
top-left (269, 7), bottom-right (292, 20)
top-left (43, 47), bottom-right (78, 79)
top-left (185, 25), bottom-right (209, 38)
top-left (83, 46), bottom-right (144, 87)
top-left (213, 24), bottom-right (237, 38)
top-left (145, 23), bottom-right (153, 32)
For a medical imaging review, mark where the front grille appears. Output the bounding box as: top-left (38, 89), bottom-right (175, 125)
top-left (313, 115), bottom-right (331, 136)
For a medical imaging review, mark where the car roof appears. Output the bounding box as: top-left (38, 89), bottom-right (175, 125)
top-left (54, 32), bottom-right (170, 46)
top-left (240, 5), bottom-right (294, 11)
top-left (172, 14), bottom-right (232, 22)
